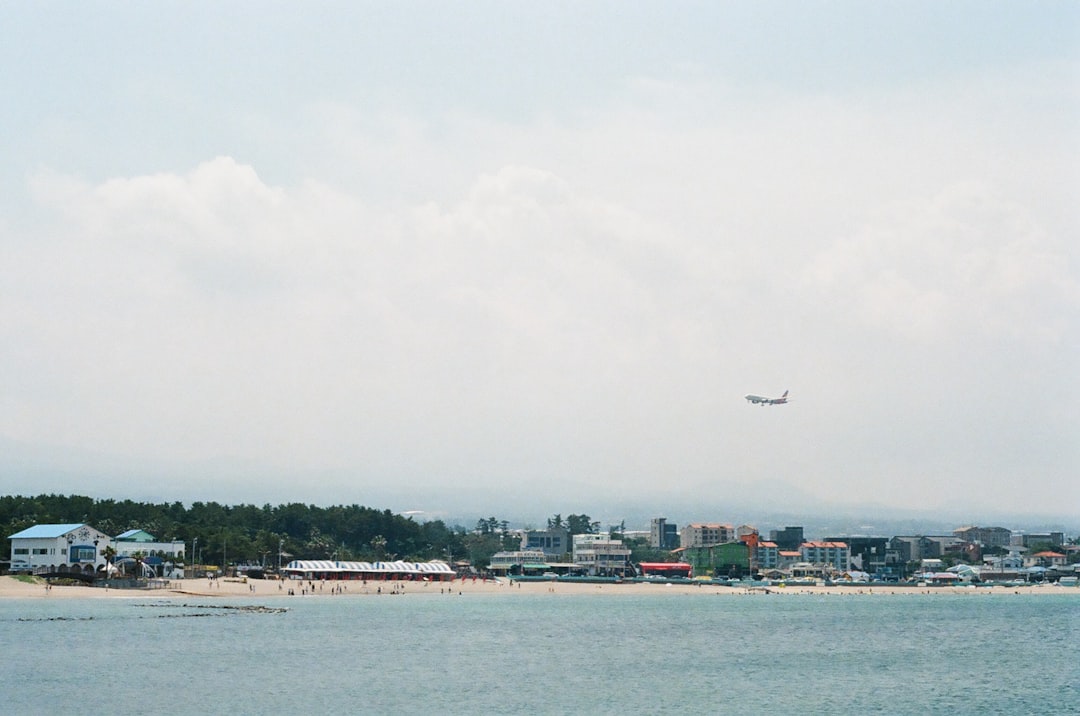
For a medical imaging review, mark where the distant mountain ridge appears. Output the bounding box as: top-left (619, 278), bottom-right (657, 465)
top-left (1, 434), bottom-right (1075, 537)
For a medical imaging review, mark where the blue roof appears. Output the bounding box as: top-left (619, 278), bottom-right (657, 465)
top-left (7, 523), bottom-right (86, 540)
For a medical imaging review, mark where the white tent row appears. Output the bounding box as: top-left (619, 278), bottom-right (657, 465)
top-left (282, 559), bottom-right (454, 576)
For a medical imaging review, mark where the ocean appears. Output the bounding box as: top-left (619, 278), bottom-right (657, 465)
top-left (3, 590), bottom-right (1078, 714)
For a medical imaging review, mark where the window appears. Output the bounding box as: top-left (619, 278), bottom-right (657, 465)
top-left (32, 548), bottom-right (49, 555)
top-left (13, 548), bottom-right (28, 555)
top-left (70, 546), bottom-right (96, 562)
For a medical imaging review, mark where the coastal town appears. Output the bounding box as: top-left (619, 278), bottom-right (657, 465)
top-left (5, 511), bottom-right (1078, 590)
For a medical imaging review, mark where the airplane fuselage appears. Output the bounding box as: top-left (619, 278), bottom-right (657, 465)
top-left (745, 390), bottom-right (789, 405)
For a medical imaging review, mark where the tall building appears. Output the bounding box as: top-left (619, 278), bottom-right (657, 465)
top-left (953, 526), bottom-right (1011, 549)
top-left (680, 523), bottom-right (734, 549)
top-left (826, 536), bottom-right (890, 575)
top-left (573, 533), bottom-right (632, 576)
top-left (769, 526), bottom-right (804, 551)
top-left (520, 527), bottom-right (570, 559)
top-left (650, 518), bottom-right (679, 549)
top-left (755, 541), bottom-right (779, 569)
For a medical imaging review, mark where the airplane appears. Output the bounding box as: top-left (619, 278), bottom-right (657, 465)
top-left (745, 390), bottom-right (789, 405)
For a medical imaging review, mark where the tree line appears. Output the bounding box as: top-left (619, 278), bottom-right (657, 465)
top-left (1, 494), bottom-right (645, 568)
top-left (1, 494), bottom-right (469, 567)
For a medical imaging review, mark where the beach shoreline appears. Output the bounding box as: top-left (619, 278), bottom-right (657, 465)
top-left (1, 574), bottom-right (1072, 600)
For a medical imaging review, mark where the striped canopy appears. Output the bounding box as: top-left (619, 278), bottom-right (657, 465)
top-left (283, 560), bottom-right (454, 575)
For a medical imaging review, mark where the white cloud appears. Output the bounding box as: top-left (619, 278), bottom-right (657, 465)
top-left (802, 181), bottom-right (1078, 343)
top-left (3, 49), bottom-right (1077, 514)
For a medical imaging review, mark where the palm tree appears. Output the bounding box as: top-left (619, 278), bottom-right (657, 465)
top-left (132, 550), bottom-right (147, 580)
top-left (103, 545), bottom-right (117, 580)
top-left (370, 535), bottom-right (387, 561)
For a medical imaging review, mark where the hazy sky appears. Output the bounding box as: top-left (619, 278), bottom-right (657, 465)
top-left (2, 3), bottom-right (1077, 521)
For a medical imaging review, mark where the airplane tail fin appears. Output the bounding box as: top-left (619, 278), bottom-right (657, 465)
top-left (782, 390), bottom-right (789, 398)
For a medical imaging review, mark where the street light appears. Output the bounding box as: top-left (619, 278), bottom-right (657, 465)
top-left (64, 534), bottom-right (77, 576)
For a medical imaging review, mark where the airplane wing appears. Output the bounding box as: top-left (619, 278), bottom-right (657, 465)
top-left (746, 391), bottom-right (789, 405)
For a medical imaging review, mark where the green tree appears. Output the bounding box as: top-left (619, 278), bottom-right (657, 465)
top-left (623, 535), bottom-right (676, 564)
top-left (131, 550), bottom-right (146, 579)
top-left (461, 532), bottom-right (503, 569)
top-left (566, 514), bottom-right (599, 535)
top-left (370, 535), bottom-right (388, 561)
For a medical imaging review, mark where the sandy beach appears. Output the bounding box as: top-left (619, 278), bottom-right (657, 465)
top-left (0, 574), bottom-right (1069, 600)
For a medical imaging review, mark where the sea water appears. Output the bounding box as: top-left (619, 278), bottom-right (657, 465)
top-left (2, 590), bottom-right (1078, 714)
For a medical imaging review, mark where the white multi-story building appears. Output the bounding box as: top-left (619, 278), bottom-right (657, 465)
top-left (755, 540), bottom-right (779, 569)
top-left (680, 523), bottom-right (734, 549)
top-left (8, 523), bottom-right (111, 575)
top-left (572, 533), bottom-right (632, 576)
top-left (800, 541), bottom-right (850, 571)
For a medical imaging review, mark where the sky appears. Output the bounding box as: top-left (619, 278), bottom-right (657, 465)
top-left (1, 3), bottom-right (1078, 526)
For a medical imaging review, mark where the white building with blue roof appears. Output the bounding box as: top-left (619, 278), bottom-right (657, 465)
top-left (113, 529), bottom-right (185, 559)
top-left (8, 523), bottom-right (111, 575)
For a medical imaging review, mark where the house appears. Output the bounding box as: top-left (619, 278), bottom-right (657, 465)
top-left (1025, 551), bottom-right (1067, 568)
top-left (777, 550), bottom-right (802, 569)
top-left (8, 524), bottom-right (111, 575)
top-left (983, 553), bottom-right (1024, 571)
top-left (920, 558), bottom-right (945, 573)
